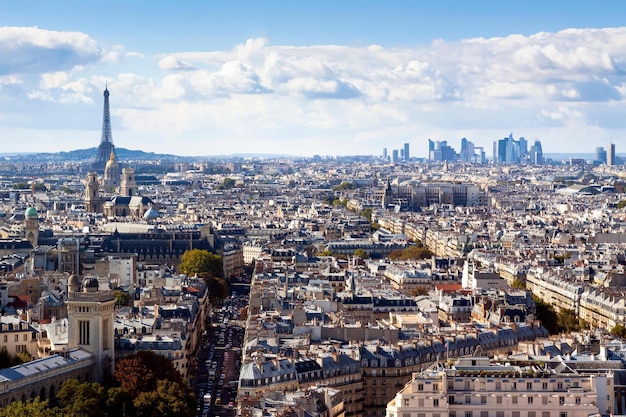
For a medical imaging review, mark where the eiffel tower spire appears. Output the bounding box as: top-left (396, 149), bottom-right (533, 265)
top-left (93, 85), bottom-right (116, 172)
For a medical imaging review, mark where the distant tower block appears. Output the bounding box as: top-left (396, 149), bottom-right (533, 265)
top-left (93, 86), bottom-right (115, 173)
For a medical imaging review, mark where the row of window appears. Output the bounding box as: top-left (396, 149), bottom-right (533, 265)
top-left (395, 413), bottom-right (569, 417)
top-left (2, 333), bottom-right (31, 342)
top-left (403, 395), bottom-right (582, 407)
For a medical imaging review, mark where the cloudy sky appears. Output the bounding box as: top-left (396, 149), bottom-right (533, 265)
top-left (2, 0), bottom-right (626, 158)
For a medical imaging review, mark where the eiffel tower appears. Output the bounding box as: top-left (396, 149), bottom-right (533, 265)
top-left (92, 86), bottom-right (115, 172)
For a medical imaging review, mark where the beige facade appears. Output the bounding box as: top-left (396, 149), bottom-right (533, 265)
top-left (66, 278), bottom-right (115, 382)
top-left (386, 358), bottom-right (609, 417)
top-left (0, 316), bottom-right (37, 357)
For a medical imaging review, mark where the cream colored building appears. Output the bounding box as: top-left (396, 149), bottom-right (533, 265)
top-left (0, 316), bottom-right (37, 357)
top-left (386, 357), bottom-right (610, 417)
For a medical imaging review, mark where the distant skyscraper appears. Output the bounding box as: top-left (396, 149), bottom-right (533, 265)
top-left (383, 148), bottom-right (388, 160)
top-left (392, 149), bottom-right (399, 163)
top-left (596, 147), bottom-right (607, 164)
top-left (93, 86), bottom-right (115, 173)
top-left (403, 143), bottom-right (410, 161)
top-left (429, 140), bottom-right (457, 162)
top-left (607, 142), bottom-right (616, 166)
top-left (518, 137), bottom-right (528, 158)
top-left (529, 140), bottom-right (544, 164)
top-left (493, 133), bottom-right (526, 164)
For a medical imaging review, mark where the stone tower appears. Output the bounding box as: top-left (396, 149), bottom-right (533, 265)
top-left (120, 168), bottom-right (136, 197)
top-left (66, 277), bottom-right (115, 383)
top-left (24, 207), bottom-right (38, 247)
top-left (84, 172), bottom-right (102, 213)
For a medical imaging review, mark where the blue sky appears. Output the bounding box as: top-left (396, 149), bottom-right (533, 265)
top-left (2, 1), bottom-right (626, 157)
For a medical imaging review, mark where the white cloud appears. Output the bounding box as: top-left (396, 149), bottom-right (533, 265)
top-left (3, 26), bottom-right (626, 155)
top-left (0, 26), bottom-right (102, 75)
top-left (158, 55), bottom-right (195, 71)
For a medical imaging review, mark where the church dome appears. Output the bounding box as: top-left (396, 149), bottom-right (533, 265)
top-left (143, 206), bottom-right (160, 220)
top-left (68, 274), bottom-right (80, 287)
top-left (25, 207), bottom-right (37, 218)
top-left (83, 277), bottom-right (99, 292)
top-left (105, 154), bottom-right (118, 170)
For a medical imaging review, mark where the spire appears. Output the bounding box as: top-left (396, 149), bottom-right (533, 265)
top-left (93, 86), bottom-right (116, 172)
top-left (101, 86), bottom-right (112, 145)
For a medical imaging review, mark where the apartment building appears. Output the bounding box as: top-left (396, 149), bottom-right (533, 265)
top-left (387, 357), bottom-right (610, 417)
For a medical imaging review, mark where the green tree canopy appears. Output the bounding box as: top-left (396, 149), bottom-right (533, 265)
top-left (55, 379), bottom-right (108, 417)
top-left (332, 181), bottom-right (355, 191)
top-left (13, 182), bottom-right (47, 192)
top-left (178, 249), bottom-right (223, 278)
top-left (388, 246), bottom-right (433, 260)
top-left (218, 177), bottom-right (236, 190)
top-left (353, 248), bottom-right (369, 259)
top-left (510, 278), bottom-right (527, 290)
top-left (533, 295), bottom-right (558, 334)
top-left (0, 347), bottom-right (29, 369)
top-left (611, 324), bottom-right (626, 338)
top-left (409, 287), bottom-right (429, 297)
top-left (0, 398), bottom-right (62, 417)
top-left (133, 380), bottom-right (195, 417)
top-left (361, 208), bottom-right (373, 222)
top-left (556, 308), bottom-right (582, 333)
top-left (112, 290), bottom-right (130, 307)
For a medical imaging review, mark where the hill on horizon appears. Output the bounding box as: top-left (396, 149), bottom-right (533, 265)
top-left (0, 147), bottom-right (187, 163)
top-left (0, 147), bottom-right (306, 163)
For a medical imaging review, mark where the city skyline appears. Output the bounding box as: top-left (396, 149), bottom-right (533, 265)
top-left (2, 1), bottom-right (626, 157)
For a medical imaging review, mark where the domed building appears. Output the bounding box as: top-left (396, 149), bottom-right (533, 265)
top-left (66, 274), bottom-right (115, 382)
top-left (143, 206), bottom-right (160, 221)
top-left (102, 151), bottom-right (120, 190)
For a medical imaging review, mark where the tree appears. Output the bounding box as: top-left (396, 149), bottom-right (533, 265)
top-left (388, 246), bottom-right (433, 260)
top-left (105, 386), bottom-right (134, 417)
top-left (353, 248), bottom-right (369, 259)
top-left (114, 350), bottom-right (187, 398)
top-left (409, 287), bottom-right (429, 297)
top-left (332, 181), bottom-right (355, 191)
top-left (133, 380), bottom-right (195, 417)
top-left (218, 177), bottom-right (236, 190)
top-left (361, 208), bottom-right (373, 222)
top-left (240, 305), bottom-right (248, 321)
top-left (204, 275), bottom-right (229, 301)
top-left (13, 182), bottom-right (47, 192)
top-left (112, 290), bottom-right (130, 307)
top-left (319, 249), bottom-right (333, 257)
top-left (532, 295), bottom-right (558, 334)
top-left (0, 347), bottom-right (29, 369)
top-left (557, 308), bottom-right (581, 333)
top-left (0, 398), bottom-right (62, 417)
top-left (55, 379), bottom-right (108, 417)
top-left (178, 249), bottom-right (223, 278)
top-left (618, 200), bottom-right (626, 209)
top-left (611, 324), bottom-right (626, 338)
top-left (510, 278), bottom-right (526, 290)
